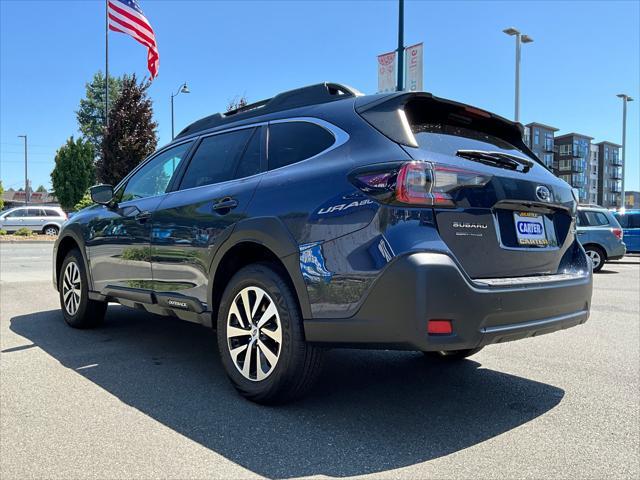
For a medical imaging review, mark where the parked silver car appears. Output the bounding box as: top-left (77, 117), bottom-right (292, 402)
top-left (0, 206), bottom-right (66, 235)
top-left (577, 205), bottom-right (626, 272)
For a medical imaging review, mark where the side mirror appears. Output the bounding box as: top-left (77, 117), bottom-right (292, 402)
top-left (90, 184), bottom-right (115, 205)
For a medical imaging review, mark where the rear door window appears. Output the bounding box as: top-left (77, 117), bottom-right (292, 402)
top-left (179, 128), bottom-right (256, 190)
top-left (268, 121), bottom-right (335, 170)
top-left (580, 211), bottom-right (609, 226)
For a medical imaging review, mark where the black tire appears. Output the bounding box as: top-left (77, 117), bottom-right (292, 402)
top-left (217, 263), bottom-right (323, 404)
top-left (43, 225), bottom-right (59, 236)
top-left (59, 248), bottom-right (107, 328)
top-left (424, 347), bottom-right (483, 361)
top-left (584, 245), bottom-right (606, 273)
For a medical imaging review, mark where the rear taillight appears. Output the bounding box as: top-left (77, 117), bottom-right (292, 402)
top-left (350, 161), bottom-right (491, 207)
top-left (612, 227), bottom-right (623, 240)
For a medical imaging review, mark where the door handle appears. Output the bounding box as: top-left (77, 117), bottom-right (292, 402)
top-left (134, 211), bottom-right (152, 223)
top-left (212, 198), bottom-right (238, 213)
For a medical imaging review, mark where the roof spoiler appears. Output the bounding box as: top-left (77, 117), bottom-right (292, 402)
top-left (355, 92), bottom-right (540, 166)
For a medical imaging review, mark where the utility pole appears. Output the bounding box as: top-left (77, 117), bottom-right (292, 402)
top-left (17, 135), bottom-right (28, 205)
top-left (396, 0), bottom-right (405, 91)
top-left (617, 93), bottom-right (634, 209)
top-left (503, 27), bottom-right (533, 123)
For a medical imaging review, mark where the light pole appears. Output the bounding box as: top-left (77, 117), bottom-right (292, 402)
top-left (396, 0), bottom-right (405, 91)
top-left (503, 27), bottom-right (533, 123)
top-left (17, 134), bottom-right (28, 205)
top-left (617, 93), bottom-right (634, 209)
top-left (171, 82), bottom-right (190, 140)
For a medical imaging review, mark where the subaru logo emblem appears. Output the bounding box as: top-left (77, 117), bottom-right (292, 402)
top-left (536, 185), bottom-right (551, 202)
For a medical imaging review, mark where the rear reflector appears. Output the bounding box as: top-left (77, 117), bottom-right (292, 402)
top-left (612, 228), bottom-right (623, 240)
top-left (427, 319), bottom-right (453, 335)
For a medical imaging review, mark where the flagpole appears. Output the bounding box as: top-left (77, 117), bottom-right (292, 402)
top-left (105, 0), bottom-right (109, 128)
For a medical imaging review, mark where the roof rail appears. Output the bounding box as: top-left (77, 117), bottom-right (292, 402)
top-left (578, 203), bottom-right (605, 208)
top-left (176, 82), bottom-right (360, 139)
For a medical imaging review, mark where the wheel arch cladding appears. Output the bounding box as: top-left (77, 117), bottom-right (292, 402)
top-left (55, 231), bottom-right (91, 290)
top-left (208, 217), bottom-right (312, 322)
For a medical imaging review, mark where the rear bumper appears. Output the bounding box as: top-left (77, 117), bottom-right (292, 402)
top-left (608, 242), bottom-right (626, 261)
top-left (304, 252), bottom-right (592, 351)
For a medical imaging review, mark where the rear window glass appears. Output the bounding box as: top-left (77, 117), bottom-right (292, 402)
top-left (268, 122), bottom-right (335, 170)
top-left (616, 213), bottom-right (640, 228)
top-left (412, 124), bottom-right (526, 158)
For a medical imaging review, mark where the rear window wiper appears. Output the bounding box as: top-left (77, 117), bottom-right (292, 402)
top-left (456, 150), bottom-right (534, 173)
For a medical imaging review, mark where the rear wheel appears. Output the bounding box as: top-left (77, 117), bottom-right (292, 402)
top-left (217, 263), bottom-right (323, 404)
top-left (59, 249), bottom-right (107, 328)
top-left (584, 245), bottom-right (606, 272)
top-left (424, 347), bottom-right (483, 361)
top-left (43, 225), bottom-right (59, 236)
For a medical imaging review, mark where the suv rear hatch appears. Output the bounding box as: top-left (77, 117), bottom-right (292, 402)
top-left (355, 92), bottom-right (578, 279)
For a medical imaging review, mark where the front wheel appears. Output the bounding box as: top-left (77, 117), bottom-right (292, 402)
top-left (217, 263), bottom-right (323, 404)
top-left (59, 249), bottom-right (107, 328)
top-left (424, 347), bottom-right (483, 361)
top-left (584, 245), bottom-right (606, 272)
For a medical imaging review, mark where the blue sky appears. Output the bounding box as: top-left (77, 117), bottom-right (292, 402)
top-left (1, 0), bottom-right (638, 192)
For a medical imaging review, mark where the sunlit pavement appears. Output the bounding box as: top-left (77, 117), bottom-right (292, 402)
top-left (1, 243), bottom-right (638, 479)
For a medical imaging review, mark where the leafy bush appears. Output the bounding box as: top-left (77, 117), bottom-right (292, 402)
top-left (14, 227), bottom-right (33, 237)
top-left (74, 191), bottom-right (94, 211)
top-left (0, 229), bottom-right (7, 236)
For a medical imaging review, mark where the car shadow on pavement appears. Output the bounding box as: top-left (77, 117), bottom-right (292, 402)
top-left (10, 307), bottom-right (564, 478)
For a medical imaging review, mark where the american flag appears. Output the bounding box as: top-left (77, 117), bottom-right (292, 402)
top-left (107, 0), bottom-right (159, 79)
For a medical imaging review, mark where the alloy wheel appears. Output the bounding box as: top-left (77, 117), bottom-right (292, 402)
top-left (226, 286), bottom-right (282, 381)
top-left (62, 261), bottom-right (81, 316)
top-left (45, 226), bottom-right (58, 236)
top-left (586, 250), bottom-right (601, 270)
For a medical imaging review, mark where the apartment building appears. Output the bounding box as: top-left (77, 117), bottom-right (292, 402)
top-left (524, 122), bottom-right (557, 169)
top-left (587, 144), bottom-right (599, 204)
top-left (554, 133), bottom-right (593, 203)
top-left (595, 141), bottom-right (623, 208)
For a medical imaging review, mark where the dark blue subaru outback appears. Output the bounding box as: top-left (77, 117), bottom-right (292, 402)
top-left (53, 83), bottom-right (593, 403)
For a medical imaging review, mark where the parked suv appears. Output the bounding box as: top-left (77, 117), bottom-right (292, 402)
top-left (614, 210), bottom-right (640, 253)
top-left (0, 206), bottom-right (66, 235)
top-left (576, 205), bottom-right (626, 272)
top-left (53, 83), bottom-right (592, 404)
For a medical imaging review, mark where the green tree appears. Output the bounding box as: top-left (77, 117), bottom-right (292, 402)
top-left (76, 71), bottom-right (122, 160)
top-left (0, 180), bottom-right (4, 210)
top-left (36, 185), bottom-right (47, 193)
top-left (50, 137), bottom-right (95, 210)
top-left (98, 74), bottom-right (158, 185)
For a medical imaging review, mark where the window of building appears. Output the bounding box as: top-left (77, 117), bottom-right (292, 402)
top-left (559, 159), bottom-right (571, 170)
top-left (268, 122), bottom-right (335, 170)
top-left (534, 129), bottom-right (540, 145)
top-left (179, 128), bottom-right (257, 190)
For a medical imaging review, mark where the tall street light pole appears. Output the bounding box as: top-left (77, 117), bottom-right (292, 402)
top-left (617, 93), bottom-right (634, 209)
top-left (503, 27), bottom-right (533, 123)
top-left (171, 82), bottom-right (190, 140)
top-left (396, 0), bottom-right (405, 91)
top-left (17, 135), bottom-right (28, 205)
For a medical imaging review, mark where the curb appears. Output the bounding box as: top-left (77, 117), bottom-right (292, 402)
top-left (0, 240), bottom-right (55, 244)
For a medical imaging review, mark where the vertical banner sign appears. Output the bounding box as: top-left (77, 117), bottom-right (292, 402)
top-left (377, 51), bottom-right (397, 93)
top-left (404, 42), bottom-right (423, 92)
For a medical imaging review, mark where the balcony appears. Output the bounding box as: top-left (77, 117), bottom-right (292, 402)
top-left (571, 174), bottom-right (586, 188)
top-left (543, 141), bottom-right (554, 152)
top-left (572, 147), bottom-right (587, 158)
top-left (610, 167), bottom-right (623, 179)
top-left (610, 156), bottom-right (623, 166)
top-left (610, 182), bottom-right (622, 193)
top-left (571, 159), bottom-right (585, 173)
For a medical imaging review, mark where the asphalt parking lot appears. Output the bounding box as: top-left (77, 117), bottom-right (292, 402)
top-left (1, 242), bottom-right (638, 479)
